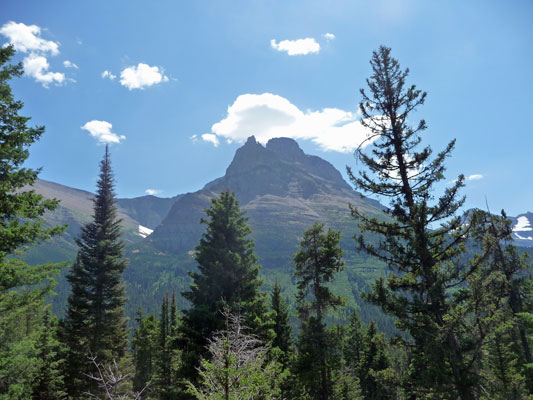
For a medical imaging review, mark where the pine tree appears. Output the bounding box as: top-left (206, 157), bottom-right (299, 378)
top-left (293, 222), bottom-right (345, 400)
top-left (347, 46), bottom-right (503, 399)
top-left (178, 191), bottom-right (269, 391)
top-left (61, 146), bottom-right (128, 397)
top-left (472, 210), bottom-right (533, 398)
top-left (132, 310), bottom-right (158, 395)
top-left (32, 309), bottom-right (66, 400)
top-left (270, 282), bottom-right (292, 365)
top-left (152, 293), bottom-right (181, 400)
top-left (0, 45), bottom-right (66, 399)
top-left (187, 311), bottom-right (284, 400)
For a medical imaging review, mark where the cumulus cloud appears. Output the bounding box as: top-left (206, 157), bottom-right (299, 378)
top-left (0, 21), bottom-right (59, 54)
top-left (270, 38), bottom-right (320, 55)
top-left (466, 174), bottom-right (483, 181)
top-left (323, 33), bottom-right (335, 40)
top-left (145, 189), bottom-right (162, 196)
top-left (81, 120), bottom-right (126, 144)
top-left (23, 54), bottom-right (65, 87)
top-left (63, 60), bottom-right (78, 69)
top-left (199, 93), bottom-right (375, 153)
top-left (101, 70), bottom-right (117, 80)
top-left (119, 63), bottom-right (169, 90)
top-left (201, 133), bottom-right (220, 147)
top-left (0, 21), bottom-right (68, 87)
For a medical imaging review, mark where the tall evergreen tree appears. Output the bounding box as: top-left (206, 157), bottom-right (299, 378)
top-left (472, 210), bottom-right (533, 398)
top-left (293, 222), bottom-right (345, 400)
top-left (32, 309), bottom-right (66, 400)
top-left (0, 45), bottom-right (66, 399)
top-left (178, 191), bottom-right (269, 391)
top-left (270, 281), bottom-right (292, 364)
top-left (347, 46), bottom-right (503, 399)
top-left (61, 146), bottom-right (128, 397)
top-left (132, 310), bottom-right (158, 396)
top-left (152, 293), bottom-right (181, 400)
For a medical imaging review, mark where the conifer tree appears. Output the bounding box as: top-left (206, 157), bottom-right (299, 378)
top-left (178, 191), bottom-right (269, 391)
top-left (32, 309), bottom-right (66, 400)
top-left (132, 310), bottom-right (158, 395)
top-left (472, 210), bottom-right (533, 397)
top-left (187, 311), bottom-right (284, 400)
top-left (0, 45), bottom-right (66, 399)
top-left (61, 146), bottom-right (128, 397)
top-left (347, 46), bottom-right (503, 399)
top-left (293, 222), bottom-right (345, 400)
top-left (270, 282), bottom-right (292, 365)
top-left (152, 293), bottom-right (181, 400)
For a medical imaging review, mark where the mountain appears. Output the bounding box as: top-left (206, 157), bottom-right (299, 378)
top-left (121, 136), bottom-right (391, 328)
top-left (22, 179), bottom-right (179, 264)
top-left (510, 212), bottom-right (533, 247)
top-left (146, 136), bottom-right (384, 269)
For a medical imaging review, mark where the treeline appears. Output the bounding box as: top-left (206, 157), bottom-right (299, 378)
top-left (1, 43), bottom-right (533, 400)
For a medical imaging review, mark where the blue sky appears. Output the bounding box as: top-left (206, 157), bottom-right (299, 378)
top-left (2, 0), bottom-right (532, 216)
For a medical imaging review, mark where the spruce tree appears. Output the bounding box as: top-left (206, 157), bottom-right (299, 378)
top-left (293, 222), bottom-right (345, 400)
top-left (178, 191), bottom-right (269, 391)
top-left (347, 46), bottom-right (503, 399)
top-left (32, 309), bottom-right (66, 400)
top-left (0, 45), bottom-right (66, 399)
top-left (152, 293), bottom-right (181, 400)
top-left (270, 281), bottom-right (292, 364)
top-left (132, 310), bottom-right (158, 396)
top-left (472, 210), bottom-right (533, 397)
top-left (61, 146), bottom-right (128, 397)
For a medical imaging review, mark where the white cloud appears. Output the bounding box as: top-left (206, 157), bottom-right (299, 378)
top-left (145, 189), bottom-right (162, 196)
top-left (270, 38), bottom-right (320, 56)
top-left (81, 120), bottom-right (126, 144)
top-left (323, 33), bottom-right (335, 40)
top-left (201, 133), bottom-right (220, 147)
top-left (63, 60), bottom-right (78, 69)
top-left (202, 93), bottom-right (375, 153)
top-left (466, 174), bottom-right (483, 181)
top-left (101, 70), bottom-right (117, 80)
top-left (0, 21), bottom-right (59, 55)
top-left (0, 22), bottom-right (69, 87)
top-left (23, 54), bottom-right (65, 87)
top-left (119, 63), bottom-right (169, 90)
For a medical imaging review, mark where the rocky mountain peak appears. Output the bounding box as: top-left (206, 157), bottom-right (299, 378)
top-left (266, 137), bottom-right (305, 161)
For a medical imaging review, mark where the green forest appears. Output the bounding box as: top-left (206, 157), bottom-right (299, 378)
top-left (1, 44), bottom-right (532, 400)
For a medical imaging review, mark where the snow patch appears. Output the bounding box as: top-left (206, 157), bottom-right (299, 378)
top-left (513, 216), bottom-right (533, 232)
top-left (138, 225), bottom-right (153, 238)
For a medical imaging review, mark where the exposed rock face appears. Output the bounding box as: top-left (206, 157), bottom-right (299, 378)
top-left (148, 136), bottom-right (383, 268)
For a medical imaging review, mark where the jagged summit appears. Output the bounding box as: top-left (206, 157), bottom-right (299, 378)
top-left (223, 136), bottom-right (350, 197)
top-left (266, 137), bottom-right (305, 161)
top-left (149, 136), bottom-right (384, 263)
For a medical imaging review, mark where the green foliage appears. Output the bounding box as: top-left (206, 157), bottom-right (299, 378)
top-left (151, 293), bottom-right (182, 400)
top-left (270, 281), bottom-right (292, 367)
top-left (61, 146), bottom-right (129, 397)
top-left (132, 310), bottom-right (158, 395)
top-left (187, 311), bottom-right (285, 400)
top-left (0, 45), bottom-right (66, 399)
top-left (179, 191), bottom-right (271, 388)
top-left (32, 309), bottom-right (66, 400)
top-left (293, 222), bottom-right (345, 400)
top-left (347, 46), bottom-right (505, 399)
top-left (472, 210), bottom-right (533, 398)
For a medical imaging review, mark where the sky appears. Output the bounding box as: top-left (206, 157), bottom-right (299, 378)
top-left (2, 0), bottom-right (532, 216)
